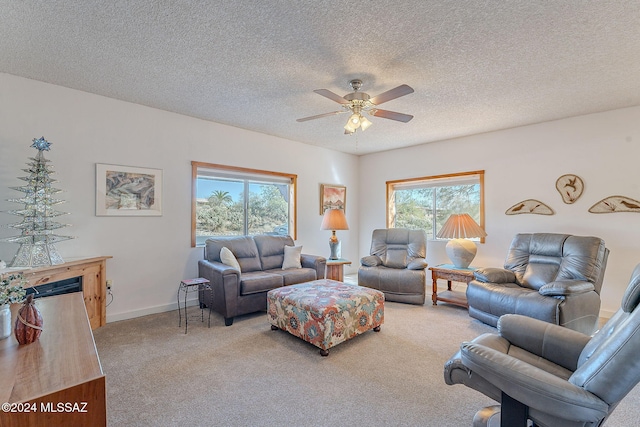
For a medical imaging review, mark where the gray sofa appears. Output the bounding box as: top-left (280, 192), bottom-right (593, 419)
top-left (198, 235), bottom-right (326, 326)
top-left (467, 233), bottom-right (609, 334)
top-left (358, 228), bottom-right (428, 305)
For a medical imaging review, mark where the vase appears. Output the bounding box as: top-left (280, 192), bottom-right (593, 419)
top-left (0, 304), bottom-right (10, 340)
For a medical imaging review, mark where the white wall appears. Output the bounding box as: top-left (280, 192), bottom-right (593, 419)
top-left (0, 73), bottom-right (359, 322)
top-left (358, 106), bottom-right (640, 317)
top-left (3, 72), bottom-right (638, 321)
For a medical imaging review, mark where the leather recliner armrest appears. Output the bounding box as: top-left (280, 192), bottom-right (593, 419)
top-left (360, 255), bottom-right (382, 267)
top-left (407, 258), bottom-right (428, 270)
top-left (460, 342), bottom-right (609, 422)
top-left (473, 267), bottom-right (516, 283)
top-left (538, 280), bottom-right (595, 296)
top-left (498, 314), bottom-right (590, 371)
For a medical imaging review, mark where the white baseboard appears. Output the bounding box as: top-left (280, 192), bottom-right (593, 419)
top-left (106, 297), bottom-right (200, 324)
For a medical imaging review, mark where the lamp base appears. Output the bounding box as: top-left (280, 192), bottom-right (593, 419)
top-left (445, 239), bottom-right (477, 269)
top-left (328, 240), bottom-right (341, 260)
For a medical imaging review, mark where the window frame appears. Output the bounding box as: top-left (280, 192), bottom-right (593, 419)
top-left (386, 170), bottom-right (485, 243)
top-left (191, 161), bottom-right (297, 247)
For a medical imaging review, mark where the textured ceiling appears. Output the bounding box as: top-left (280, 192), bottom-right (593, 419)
top-left (1, 1), bottom-right (639, 155)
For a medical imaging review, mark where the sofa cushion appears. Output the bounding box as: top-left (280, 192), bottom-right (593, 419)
top-left (504, 234), bottom-right (606, 291)
top-left (240, 271), bottom-right (284, 295)
top-left (205, 236), bottom-right (262, 272)
top-left (466, 280), bottom-right (560, 324)
top-left (505, 233), bottom-right (567, 289)
top-left (266, 268), bottom-right (317, 286)
top-left (220, 247), bottom-right (240, 271)
top-left (254, 235), bottom-right (295, 270)
top-left (282, 245), bottom-right (302, 269)
top-left (385, 245), bottom-right (409, 268)
top-left (359, 266), bottom-right (425, 296)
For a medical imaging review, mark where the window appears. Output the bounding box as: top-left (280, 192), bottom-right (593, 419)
top-left (191, 162), bottom-right (297, 247)
top-left (386, 170), bottom-right (484, 241)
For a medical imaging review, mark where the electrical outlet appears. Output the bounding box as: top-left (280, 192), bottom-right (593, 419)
top-left (106, 279), bottom-right (113, 290)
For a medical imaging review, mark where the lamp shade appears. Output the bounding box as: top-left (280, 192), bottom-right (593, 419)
top-left (320, 209), bottom-right (349, 231)
top-left (437, 213), bottom-right (486, 269)
top-left (436, 213), bottom-right (486, 239)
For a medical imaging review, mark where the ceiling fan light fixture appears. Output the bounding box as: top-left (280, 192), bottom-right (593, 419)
top-left (297, 79), bottom-right (414, 135)
top-left (359, 115), bottom-right (372, 131)
top-left (344, 112), bottom-right (361, 132)
top-left (344, 119), bottom-right (358, 133)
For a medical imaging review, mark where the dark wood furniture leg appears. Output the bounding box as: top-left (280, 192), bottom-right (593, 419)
top-left (431, 270), bottom-right (438, 305)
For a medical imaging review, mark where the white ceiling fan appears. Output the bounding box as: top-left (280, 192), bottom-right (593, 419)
top-left (297, 79), bottom-right (414, 134)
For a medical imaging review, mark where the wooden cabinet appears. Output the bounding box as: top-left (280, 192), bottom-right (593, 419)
top-left (0, 293), bottom-right (106, 427)
top-left (9, 256), bottom-right (111, 330)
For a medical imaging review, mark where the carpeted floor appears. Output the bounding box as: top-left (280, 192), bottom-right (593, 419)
top-left (94, 298), bottom-right (640, 426)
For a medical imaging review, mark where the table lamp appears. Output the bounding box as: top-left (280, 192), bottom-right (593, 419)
top-left (320, 209), bottom-right (349, 260)
top-left (436, 213), bottom-right (487, 269)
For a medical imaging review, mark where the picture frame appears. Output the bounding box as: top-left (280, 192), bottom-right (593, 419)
top-left (96, 163), bottom-right (163, 216)
top-left (320, 184), bottom-right (346, 214)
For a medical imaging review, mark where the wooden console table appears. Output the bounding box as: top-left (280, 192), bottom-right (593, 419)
top-left (0, 293), bottom-right (106, 427)
top-left (429, 264), bottom-right (477, 308)
top-left (7, 256), bottom-right (111, 330)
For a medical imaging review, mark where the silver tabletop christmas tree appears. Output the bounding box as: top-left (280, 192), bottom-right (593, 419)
top-left (1, 137), bottom-right (74, 267)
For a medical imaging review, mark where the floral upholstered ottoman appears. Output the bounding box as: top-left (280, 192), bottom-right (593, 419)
top-left (267, 279), bottom-right (384, 356)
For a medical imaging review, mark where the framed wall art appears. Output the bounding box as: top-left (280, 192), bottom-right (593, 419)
top-left (320, 184), bottom-right (346, 214)
top-left (96, 163), bottom-right (163, 216)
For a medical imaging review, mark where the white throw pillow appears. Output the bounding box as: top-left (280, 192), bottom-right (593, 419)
top-left (282, 245), bottom-right (302, 270)
top-left (220, 247), bottom-right (241, 271)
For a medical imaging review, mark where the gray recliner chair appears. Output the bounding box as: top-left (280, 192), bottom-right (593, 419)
top-left (444, 263), bottom-right (640, 427)
top-left (358, 228), bottom-right (428, 304)
top-left (467, 233), bottom-right (609, 335)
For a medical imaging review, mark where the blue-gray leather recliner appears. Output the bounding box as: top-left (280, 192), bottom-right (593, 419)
top-left (444, 263), bottom-right (640, 427)
top-left (358, 229), bottom-right (428, 305)
top-left (467, 233), bottom-right (609, 335)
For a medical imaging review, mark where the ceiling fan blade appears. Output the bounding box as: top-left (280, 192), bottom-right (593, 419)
top-left (313, 89), bottom-right (350, 104)
top-left (370, 109), bottom-right (414, 123)
top-left (369, 84), bottom-right (414, 105)
top-left (296, 111), bottom-right (346, 122)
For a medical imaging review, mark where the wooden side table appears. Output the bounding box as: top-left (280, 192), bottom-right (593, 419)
top-left (325, 259), bottom-right (351, 282)
top-left (429, 264), bottom-right (477, 308)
